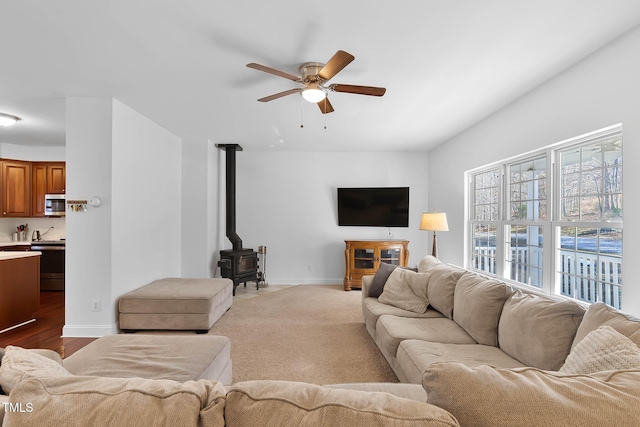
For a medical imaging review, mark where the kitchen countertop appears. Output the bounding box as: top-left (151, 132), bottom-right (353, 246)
top-left (0, 251), bottom-right (41, 260)
top-left (0, 241), bottom-right (32, 247)
top-left (0, 240), bottom-right (65, 248)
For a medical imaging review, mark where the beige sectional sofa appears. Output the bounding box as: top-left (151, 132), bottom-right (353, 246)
top-left (0, 345), bottom-right (458, 427)
top-left (2, 256), bottom-right (640, 426)
top-left (363, 256), bottom-right (590, 383)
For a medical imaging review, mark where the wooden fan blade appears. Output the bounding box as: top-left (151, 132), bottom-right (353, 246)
top-left (317, 97), bottom-right (334, 114)
top-left (330, 84), bottom-right (386, 97)
top-left (257, 89), bottom-right (301, 102)
top-left (318, 50), bottom-right (355, 81)
top-left (247, 63), bottom-right (301, 82)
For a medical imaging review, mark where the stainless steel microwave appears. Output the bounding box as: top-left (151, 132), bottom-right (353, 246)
top-left (44, 194), bottom-right (66, 216)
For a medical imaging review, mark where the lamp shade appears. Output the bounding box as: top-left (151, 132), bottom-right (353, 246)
top-left (419, 212), bottom-right (449, 232)
top-left (301, 83), bottom-right (327, 103)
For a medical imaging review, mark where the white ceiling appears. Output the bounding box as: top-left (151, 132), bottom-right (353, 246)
top-left (1, 1), bottom-right (640, 152)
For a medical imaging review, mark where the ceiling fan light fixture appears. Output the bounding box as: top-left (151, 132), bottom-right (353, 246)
top-left (0, 112), bottom-right (21, 127)
top-left (301, 84), bottom-right (327, 103)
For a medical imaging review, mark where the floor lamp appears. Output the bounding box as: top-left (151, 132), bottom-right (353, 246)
top-left (420, 212), bottom-right (449, 258)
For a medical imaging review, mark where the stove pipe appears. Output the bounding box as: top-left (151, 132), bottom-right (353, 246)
top-left (217, 144), bottom-right (243, 251)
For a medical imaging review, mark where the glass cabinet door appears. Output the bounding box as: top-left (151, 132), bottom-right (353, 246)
top-left (354, 248), bottom-right (375, 269)
top-left (379, 247), bottom-right (401, 265)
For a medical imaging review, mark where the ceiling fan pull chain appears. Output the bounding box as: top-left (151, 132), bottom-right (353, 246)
top-left (324, 112), bottom-right (327, 130)
top-left (300, 95), bottom-right (304, 128)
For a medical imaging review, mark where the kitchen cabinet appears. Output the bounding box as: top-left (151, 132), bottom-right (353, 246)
top-left (0, 252), bottom-right (40, 331)
top-left (32, 162), bottom-right (66, 217)
top-left (1, 159), bottom-right (31, 217)
top-left (46, 163), bottom-right (66, 194)
top-left (344, 240), bottom-right (410, 291)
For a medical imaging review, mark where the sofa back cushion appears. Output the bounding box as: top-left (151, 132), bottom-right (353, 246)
top-left (498, 292), bottom-right (585, 370)
top-left (225, 380), bottom-right (460, 427)
top-left (378, 268), bottom-right (430, 314)
top-left (571, 302), bottom-right (640, 350)
top-left (453, 273), bottom-right (513, 346)
top-left (418, 255), bottom-right (441, 273)
top-left (422, 362), bottom-right (640, 427)
top-left (4, 375), bottom-right (227, 427)
top-left (426, 264), bottom-right (465, 319)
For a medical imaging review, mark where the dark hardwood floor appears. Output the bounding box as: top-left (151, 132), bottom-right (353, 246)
top-left (0, 291), bottom-right (95, 358)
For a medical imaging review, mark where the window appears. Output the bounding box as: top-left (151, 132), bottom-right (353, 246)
top-left (467, 126), bottom-right (623, 309)
top-left (470, 169), bottom-right (500, 275)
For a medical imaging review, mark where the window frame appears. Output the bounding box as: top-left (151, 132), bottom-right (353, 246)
top-left (466, 124), bottom-right (623, 308)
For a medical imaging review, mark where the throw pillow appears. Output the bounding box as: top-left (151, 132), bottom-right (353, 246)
top-left (423, 361), bottom-right (640, 427)
top-left (226, 380), bottom-right (459, 427)
top-left (378, 268), bottom-right (430, 314)
top-left (0, 346), bottom-right (72, 394)
top-left (560, 325), bottom-right (640, 375)
top-left (369, 262), bottom-right (397, 298)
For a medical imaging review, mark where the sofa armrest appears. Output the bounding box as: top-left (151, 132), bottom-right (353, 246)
top-left (361, 275), bottom-right (374, 299)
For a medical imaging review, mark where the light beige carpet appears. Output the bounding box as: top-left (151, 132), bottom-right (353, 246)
top-left (209, 284), bottom-right (399, 385)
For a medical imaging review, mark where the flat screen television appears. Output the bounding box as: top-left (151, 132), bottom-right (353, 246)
top-left (337, 187), bottom-right (409, 227)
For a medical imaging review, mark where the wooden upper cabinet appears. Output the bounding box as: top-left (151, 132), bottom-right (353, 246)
top-left (32, 163), bottom-right (48, 217)
top-left (31, 162), bottom-right (66, 217)
top-left (1, 160), bottom-right (32, 217)
top-left (46, 163), bottom-right (66, 194)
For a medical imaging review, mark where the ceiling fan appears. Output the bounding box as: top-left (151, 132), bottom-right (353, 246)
top-left (246, 50), bottom-right (386, 114)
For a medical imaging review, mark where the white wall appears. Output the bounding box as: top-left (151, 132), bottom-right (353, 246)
top-left (0, 142), bottom-right (65, 161)
top-left (233, 151), bottom-right (429, 284)
top-left (64, 97), bottom-right (182, 337)
top-left (64, 97), bottom-right (114, 337)
top-left (427, 26), bottom-right (640, 315)
top-left (110, 100), bottom-right (182, 300)
top-left (181, 138), bottom-right (221, 277)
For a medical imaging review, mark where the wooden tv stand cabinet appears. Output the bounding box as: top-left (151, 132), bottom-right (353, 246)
top-left (344, 240), bottom-right (409, 291)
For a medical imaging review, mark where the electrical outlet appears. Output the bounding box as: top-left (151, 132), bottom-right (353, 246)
top-left (91, 300), bottom-right (101, 312)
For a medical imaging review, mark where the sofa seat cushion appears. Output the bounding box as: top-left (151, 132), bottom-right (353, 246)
top-left (571, 302), bottom-right (640, 350)
top-left (397, 339), bottom-right (526, 384)
top-left (363, 297), bottom-right (444, 333)
top-left (452, 273), bottom-right (513, 346)
top-left (498, 291), bottom-right (585, 371)
top-left (376, 316), bottom-right (476, 362)
top-left (63, 334), bottom-right (232, 384)
top-left (0, 346), bottom-right (72, 394)
top-left (560, 325), bottom-right (640, 375)
top-left (225, 380), bottom-right (460, 427)
top-left (423, 362), bottom-right (640, 427)
top-left (4, 375), bottom-right (227, 427)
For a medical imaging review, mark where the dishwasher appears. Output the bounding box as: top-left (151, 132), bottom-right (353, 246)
top-left (30, 240), bottom-right (65, 291)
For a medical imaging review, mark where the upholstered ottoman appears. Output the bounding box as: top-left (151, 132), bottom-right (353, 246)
top-left (63, 334), bottom-right (233, 385)
top-left (118, 278), bottom-right (233, 333)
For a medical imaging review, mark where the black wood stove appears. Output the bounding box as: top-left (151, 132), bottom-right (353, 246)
top-left (216, 144), bottom-right (258, 295)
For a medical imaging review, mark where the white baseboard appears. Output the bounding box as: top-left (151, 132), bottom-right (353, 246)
top-left (266, 278), bottom-right (344, 285)
top-left (62, 324), bottom-right (116, 338)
